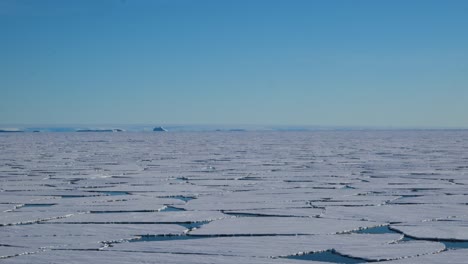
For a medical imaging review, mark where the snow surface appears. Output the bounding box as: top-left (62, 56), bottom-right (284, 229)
top-left (0, 250), bottom-right (313, 264)
top-left (1, 131), bottom-right (468, 263)
top-left (190, 216), bottom-right (384, 235)
top-left (383, 249), bottom-right (468, 264)
top-left (106, 233), bottom-right (405, 258)
top-left (391, 221), bottom-right (468, 241)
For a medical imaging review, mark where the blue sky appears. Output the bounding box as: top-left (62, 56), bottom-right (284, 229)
top-left (1, 0), bottom-right (467, 127)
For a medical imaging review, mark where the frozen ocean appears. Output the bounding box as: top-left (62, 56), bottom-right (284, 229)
top-left (1, 131), bottom-right (468, 263)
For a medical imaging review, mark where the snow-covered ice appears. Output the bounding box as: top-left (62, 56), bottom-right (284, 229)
top-left (391, 221), bottom-right (468, 241)
top-left (1, 130), bottom-right (468, 263)
top-left (190, 216), bottom-right (384, 235)
top-left (0, 250), bottom-right (312, 264)
top-left (106, 233), bottom-right (403, 258)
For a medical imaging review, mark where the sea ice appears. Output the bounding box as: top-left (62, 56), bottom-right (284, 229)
top-left (391, 221), bottom-right (468, 241)
top-left (0, 250), bottom-right (312, 264)
top-left (382, 248), bottom-right (468, 263)
top-left (1, 130), bottom-right (468, 263)
top-left (106, 233), bottom-right (402, 258)
top-left (190, 217), bottom-right (384, 235)
top-left (47, 211), bottom-right (227, 224)
top-left (335, 240), bottom-right (445, 261)
top-left (323, 204), bottom-right (468, 223)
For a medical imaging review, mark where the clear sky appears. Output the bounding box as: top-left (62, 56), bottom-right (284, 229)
top-left (1, 0), bottom-right (467, 127)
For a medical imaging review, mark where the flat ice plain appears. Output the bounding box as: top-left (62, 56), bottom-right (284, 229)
top-left (1, 131), bottom-right (468, 263)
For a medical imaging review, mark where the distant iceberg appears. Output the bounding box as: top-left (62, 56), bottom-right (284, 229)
top-left (153, 126), bottom-right (168, 132)
top-left (0, 128), bottom-right (23, 133)
top-left (76, 129), bottom-right (124, 132)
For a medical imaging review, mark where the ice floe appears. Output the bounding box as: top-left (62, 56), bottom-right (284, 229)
top-left (106, 233), bottom-right (402, 257)
top-left (391, 221), bottom-right (468, 241)
top-left (383, 248), bottom-right (468, 263)
top-left (0, 250), bottom-right (311, 264)
top-left (190, 217), bottom-right (384, 235)
top-left (47, 211), bottom-right (227, 224)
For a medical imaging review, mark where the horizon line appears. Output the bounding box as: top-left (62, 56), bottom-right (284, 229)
top-left (1, 123), bottom-right (468, 131)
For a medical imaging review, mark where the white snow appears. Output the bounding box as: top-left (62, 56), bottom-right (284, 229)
top-left (382, 249), bottom-right (468, 263)
top-left (0, 250), bottom-right (313, 264)
top-left (48, 211), bottom-right (227, 224)
top-left (1, 131), bottom-right (468, 263)
top-left (106, 233), bottom-right (403, 258)
top-left (190, 217), bottom-right (384, 235)
top-left (391, 221), bottom-right (468, 241)
top-left (336, 240), bottom-right (445, 261)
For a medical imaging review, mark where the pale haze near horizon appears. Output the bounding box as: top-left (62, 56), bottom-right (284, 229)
top-left (1, 0), bottom-right (467, 127)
